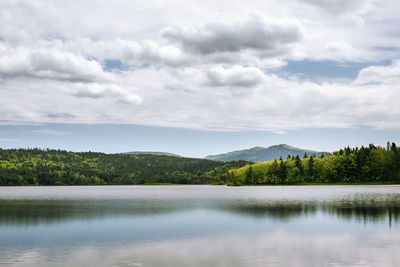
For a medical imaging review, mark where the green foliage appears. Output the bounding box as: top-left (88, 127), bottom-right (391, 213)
top-left (227, 143), bottom-right (400, 185)
top-left (0, 149), bottom-right (250, 186)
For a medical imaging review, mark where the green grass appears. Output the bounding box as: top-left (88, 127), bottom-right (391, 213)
top-left (296, 181), bottom-right (400, 186)
top-left (211, 181), bottom-right (226, 185)
top-left (226, 181), bottom-right (400, 186)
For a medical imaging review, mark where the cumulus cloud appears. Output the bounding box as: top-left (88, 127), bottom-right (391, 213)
top-left (0, 45), bottom-right (112, 82)
top-left (319, 40), bottom-right (372, 62)
top-left (161, 14), bottom-right (304, 56)
top-left (73, 83), bottom-right (142, 104)
top-left (355, 59), bottom-right (400, 85)
top-left (0, 0), bottom-right (400, 132)
top-left (51, 14), bottom-right (303, 68)
top-left (59, 38), bottom-right (189, 67)
top-left (1, 58), bottom-right (400, 131)
top-left (206, 66), bottom-right (265, 87)
top-left (325, 41), bottom-right (353, 54)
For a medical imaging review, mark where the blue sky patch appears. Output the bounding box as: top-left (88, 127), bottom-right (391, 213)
top-left (280, 60), bottom-right (390, 80)
top-left (1, 124), bottom-right (399, 158)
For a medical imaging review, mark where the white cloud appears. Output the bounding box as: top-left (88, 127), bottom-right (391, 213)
top-left (206, 66), bottom-right (265, 87)
top-left (0, 0), bottom-right (400, 132)
top-left (73, 83), bottom-right (142, 104)
top-left (355, 59), bottom-right (400, 85)
top-left (161, 14), bottom-right (304, 56)
top-left (59, 38), bottom-right (189, 67)
top-left (0, 45), bottom-right (112, 82)
top-left (1, 57), bottom-right (400, 131)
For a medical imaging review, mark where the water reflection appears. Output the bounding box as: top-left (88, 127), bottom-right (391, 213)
top-left (219, 201), bottom-right (318, 220)
top-left (0, 199), bottom-right (183, 226)
top-left (4, 231), bottom-right (400, 267)
top-left (1, 196), bottom-right (400, 225)
top-left (1, 186), bottom-right (400, 267)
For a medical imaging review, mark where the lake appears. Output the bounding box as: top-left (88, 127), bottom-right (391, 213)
top-left (1, 185), bottom-right (400, 266)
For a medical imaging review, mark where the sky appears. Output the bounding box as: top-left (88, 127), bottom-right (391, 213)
top-left (1, 0), bottom-right (400, 157)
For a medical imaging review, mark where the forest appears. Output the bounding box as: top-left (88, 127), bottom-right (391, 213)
top-left (0, 149), bottom-right (249, 185)
top-left (1, 143), bottom-right (399, 186)
top-left (227, 142), bottom-right (400, 185)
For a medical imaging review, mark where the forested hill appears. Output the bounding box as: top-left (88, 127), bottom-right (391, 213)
top-left (226, 143), bottom-right (400, 185)
top-left (205, 144), bottom-right (326, 162)
top-left (2, 143), bottom-right (399, 186)
top-left (0, 149), bottom-right (250, 186)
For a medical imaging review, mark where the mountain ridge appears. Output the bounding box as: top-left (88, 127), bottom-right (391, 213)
top-left (205, 144), bottom-right (327, 162)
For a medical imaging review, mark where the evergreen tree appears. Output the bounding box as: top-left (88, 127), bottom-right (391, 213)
top-left (278, 160), bottom-right (286, 184)
top-left (295, 155), bottom-right (304, 176)
top-left (245, 166), bottom-right (253, 184)
top-left (308, 156), bottom-right (314, 182)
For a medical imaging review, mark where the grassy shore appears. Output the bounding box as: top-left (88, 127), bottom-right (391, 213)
top-left (296, 181), bottom-right (399, 185)
top-left (143, 181), bottom-right (400, 186)
top-left (226, 181), bottom-right (400, 186)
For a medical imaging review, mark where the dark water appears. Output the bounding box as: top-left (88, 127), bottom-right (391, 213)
top-left (1, 185), bottom-right (400, 266)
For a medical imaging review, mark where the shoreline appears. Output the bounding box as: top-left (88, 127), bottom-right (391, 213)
top-left (1, 181), bottom-right (399, 187)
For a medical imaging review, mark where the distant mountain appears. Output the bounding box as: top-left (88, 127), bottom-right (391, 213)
top-left (125, 151), bottom-right (181, 157)
top-left (205, 144), bottom-right (327, 162)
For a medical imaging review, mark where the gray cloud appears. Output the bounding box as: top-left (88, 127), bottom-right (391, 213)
top-left (161, 14), bottom-right (304, 56)
top-left (0, 0), bottom-right (400, 132)
top-left (46, 113), bottom-right (76, 119)
top-left (206, 66), bottom-right (265, 87)
top-left (1, 53), bottom-right (400, 131)
top-left (302, 0), bottom-right (372, 14)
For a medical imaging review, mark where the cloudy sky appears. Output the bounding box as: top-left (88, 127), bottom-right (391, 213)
top-left (1, 0), bottom-right (400, 156)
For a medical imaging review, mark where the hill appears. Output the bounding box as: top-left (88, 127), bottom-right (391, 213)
top-left (0, 148), bottom-right (249, 186)
top-left (226, 143), bottom-right (400, 185)
top-left (205, 144), bottom-right (327, 162)
top-left (125, 151), bottom-right (181, 157)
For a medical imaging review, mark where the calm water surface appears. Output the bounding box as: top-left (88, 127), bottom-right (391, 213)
top-left (1, 185), bottom-right (400, 266)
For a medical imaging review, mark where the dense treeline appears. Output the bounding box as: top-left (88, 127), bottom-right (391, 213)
top-left (0, 148), bottom-right (249, 185)
top-left (2, 143), bottom-right (399, 186)
top-left (227, 143), bottom-right (400, 185)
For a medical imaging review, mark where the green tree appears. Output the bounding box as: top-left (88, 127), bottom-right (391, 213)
top-left (277, 160), bottom-right (286, 184)
top-left (295, 155), bottom-right (304, 176)
top-left (308, 156), bottom-right (314, 182)
top-left (245, 165), bottom-right (253, 184)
